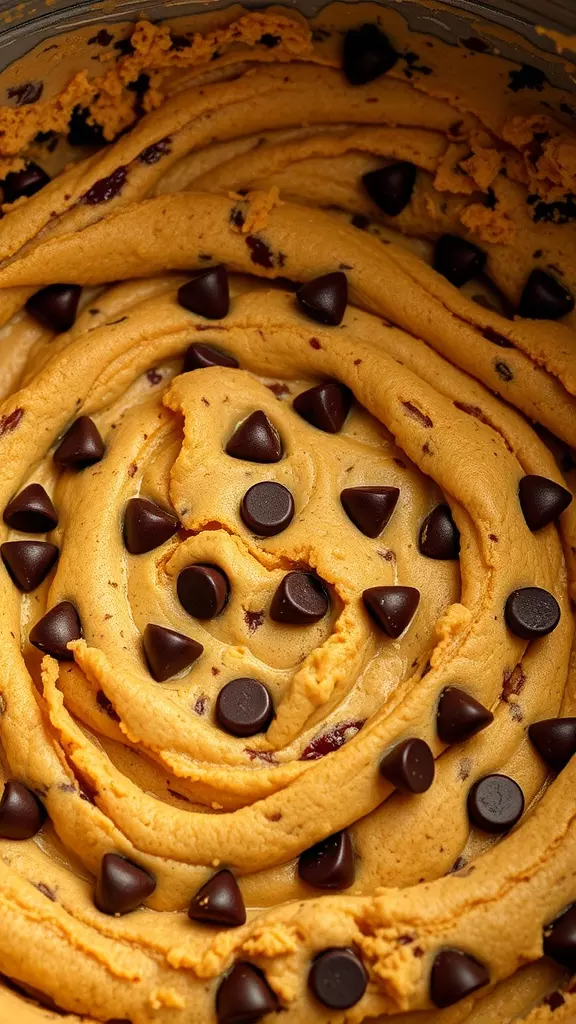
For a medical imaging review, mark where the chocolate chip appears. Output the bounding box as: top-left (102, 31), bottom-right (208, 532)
top-left (53, 416), bottom-right (105, 469)
top-left (505, 587), bottom-right (560, 639)
top-left (123, 498), bottom-right (178, 555)
top-left (215, 678), bottom-right (273, 737)
top-left (29, 601), bottom-right (82, 661)
top-left (341, 486), bottom-right (399, 538)
top-left (184, 343), bottom-right (238, 372)
top-left (362, 586), bottom-right (420, 638)
top-left (177, 564), bottom-right (229, 620)
top-left (300, 720), bottom-right (365, 760)
top-left (4, 483), bottom-right (58, 533)
top-left (343, 23), bottom-right (399, 85)
top-left (226, 411), bottom-right (282, 463)
top-left (419, 505), bottom-right (460, 559)
top-left (544, 905), bottom-right (576, 969)
top-left (1, 541), bottom-right (58, 592)
top-left (309, 948), bottom-right (367, 1010)
top-left (7, 81), bottom-right (43, 106)
top-left (216, 963), bottom-right (278, 1024)
top-left (434, 235), bottom-right (486, 287)
top-left (138, 137), bottom-right (172, 164)
top-left (519, 475), bottom-right (573, 531)
top-left (3, 162), bottom-right (50, 203)
top-left (437, 687), bottom-right (493, 744)
top-left (467, 774), bottom-right (524, 832)
top-left (0, 780), bottom-right (46, 839)
top-left (67, 106), bottom-right (106, 147)
top-left (82, 166), bottom-right (127, 205)
top-left (430, 950), bottom-right (489, 1008)
top-left (178, 265), bottom-right (229, 319)
top-left (508, 63), bottom-right (548, 92)
top-left (379, 737), bottom-right (434, 793)
top-left (25, 284), bottom-right (81, 333)
top-left (143, 624), bottom-right (203, 682)
top-left (518, 269), bottom-right (574, 319)
top-left (362, 161), bottom-right (416, 216)
top-left (270, 571), bottom-right (329, 624)
top-left (95, 853), bottom-right (156, 915)
top-left (298, 831), bottom-right (354, 889)
top-left (293, 381), bottom-right (353, 433)
top-left (188, 869), bottom-right (246, 927)
top-left (528, 718), bottom-right (576, 772)
top-left (495, 361), bottom-right (513, 382)
top-left (296, 272), bottom-right (348, 325)
top-left (240, 482), bottom-right (294, 536)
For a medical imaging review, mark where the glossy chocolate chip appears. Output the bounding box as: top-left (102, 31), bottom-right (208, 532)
top-left (544, 906), bottom-right (576, 970)
top-left (216, 962), bottom-right (278, 1024)
top-left (298, 831), bottom-right (354, 890)
top-left (143, 623), bottom-right (203, 682)
top-left (437, 687), bottom-right (493, 744)
top-left (188, 869), bottom-right (246, 927)
top-left (240, 482), bottom-right (294, 536)
top-left (25, 284), bottom-right (82, 333)
top-left (519, 475), bottom-right (572, 531)
top-left (419, 504), bottom-right (460, 559)
top-left (226, 411), bottom-right (282, 463)
top-left (0, 780), bottom-right (46, 839)
top-left (215, 678), bottom-right (273, 737)
top-left (379, 738), bottom-right (434, 793)
top-left (1, 540), bottom-right (58, 592)
top-left (343, 23), bottom-right (399, 85)
top-left (123, 498), bottom-right (178, 555)
top-left (3, 162), bottom-right (50, 203)
top-left (505, 587), bottom-right (560, 640)
top-left (270, 571), bottom-right (329, 625)
top-left (177, 265), bottom-right (229, 319)
top-left (528, 718), bottom-right (576, 772)
top-left (362, 586), bottom-right (420, 638)
top-left (184, 343), bottom-right (239, 372)
top-left (430, 950), bottom-right (489, 1008)
top-left (309, 948), bottom-right (368, 1010)
top-left (95, 853), bottom-right (156, 915)
top-left (362, 161), bottom-right (417, 216)
top-left (29, 601), bottom-right (82, 661)
top-left (434, 235), bottom-right (486, 287)
top-left (341, 486), bottom-right (399, 538)
top-left (518, 269), bottom-right (574, 320)
top-left (293, 381), bottom-right (353, 433)
top-left (296, 272), bottom-right (348, 325)
top-left (467, 774), bottom-right (524, 832)
top-left (177, 564), bottom-right (229, 619)
top-left (53, 416), bottom-right (105, 469)
top-left (4, 483), bottom-right (58, 533)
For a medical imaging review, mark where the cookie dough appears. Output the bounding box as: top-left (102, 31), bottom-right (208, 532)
top-left (0, 4), bottom-right (574, 1023)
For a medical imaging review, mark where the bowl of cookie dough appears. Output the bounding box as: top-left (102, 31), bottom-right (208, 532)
top-left (0, 1), bottom-right (574, 1023)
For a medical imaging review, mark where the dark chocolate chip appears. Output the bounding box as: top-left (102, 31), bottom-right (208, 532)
top-left (189, 869), bottom-right (246, 927)
top-left (343, 23), bottom-right (399, 85)
top-left (519, 475), bottom-right (572, 531)
top-left (379, 737), bottom-right (434, 793)
top-left (505, 587), bottom-right (560, 639)
top-left (183, 343), bottom-right (239, 372)
top-left (7, 81), bottom-right (43, 106)
top-left (95, 853), bottom-right (156, 915)
top-left (25, 284), bottom-right (81, 333)
top-left (3, 162), bottom-right (50, 203)
top-left (177, 564), bottom-right (229, 620)
top-left (29, 601), bottom-right (82, 661)
top-left (226, 411), bottom-right (282, 463)
top-left (508, 63), bottom-right (548, 93)
top-left (419, 504), bottom-right (460, 559)
top-left (362, 586), bottom-right (420, 638)
top-left (0, 780), bottom-right (46, 839)
top-left (177, 265), bottom-right (229, 319)
top-left (1, 540), bottom-right (58, 592)
top-left (216, 962), bottom-right (278, 1024)
top-left (293, 381), bottom-right (353, 433)
top-left (436, 687), bottom-right (493, 744)
top-left (67, 106), bottom-right (106, 147)
top-left (300, 720), bottom-right (365, 760)
top-left (430, 950), bottom-right (489, 1008)
top-left (528, 718), bottom-right (576, 772)
top-left (340, 486), bottom-right (399, 538)
top-left (296, 272), bottom-right (348, 325)
top-left (434, 235), bottom-right (486, 287)
top-left (82, 166), bottom-right (127, 205)
top-left (123, 498), bottom-right (178, 555)
top-left (362, 161), bottom-right (416, 216)
top-left (270, 571), bottom-right (329, 625)
top-left (215, 678), bottom-right (273, 737)
top-left (544, 905), bottom-right (576, 969)
top-left (53, 416), bottom-right (105, 469)
top-left (4, 483), bottom-right (58, 533)
top-left (143, 623), bottom-right (203, 682)
top-left (240, 481), bottom-right (294, 536)
top-left (467, 774), bottom-right (524, 832)
top-left (298, 831), bottom-right (354, 889)
top-left (518, 269), bottom-right (574, 320)
top-left (309, 948), bottom-right (367, 1010)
